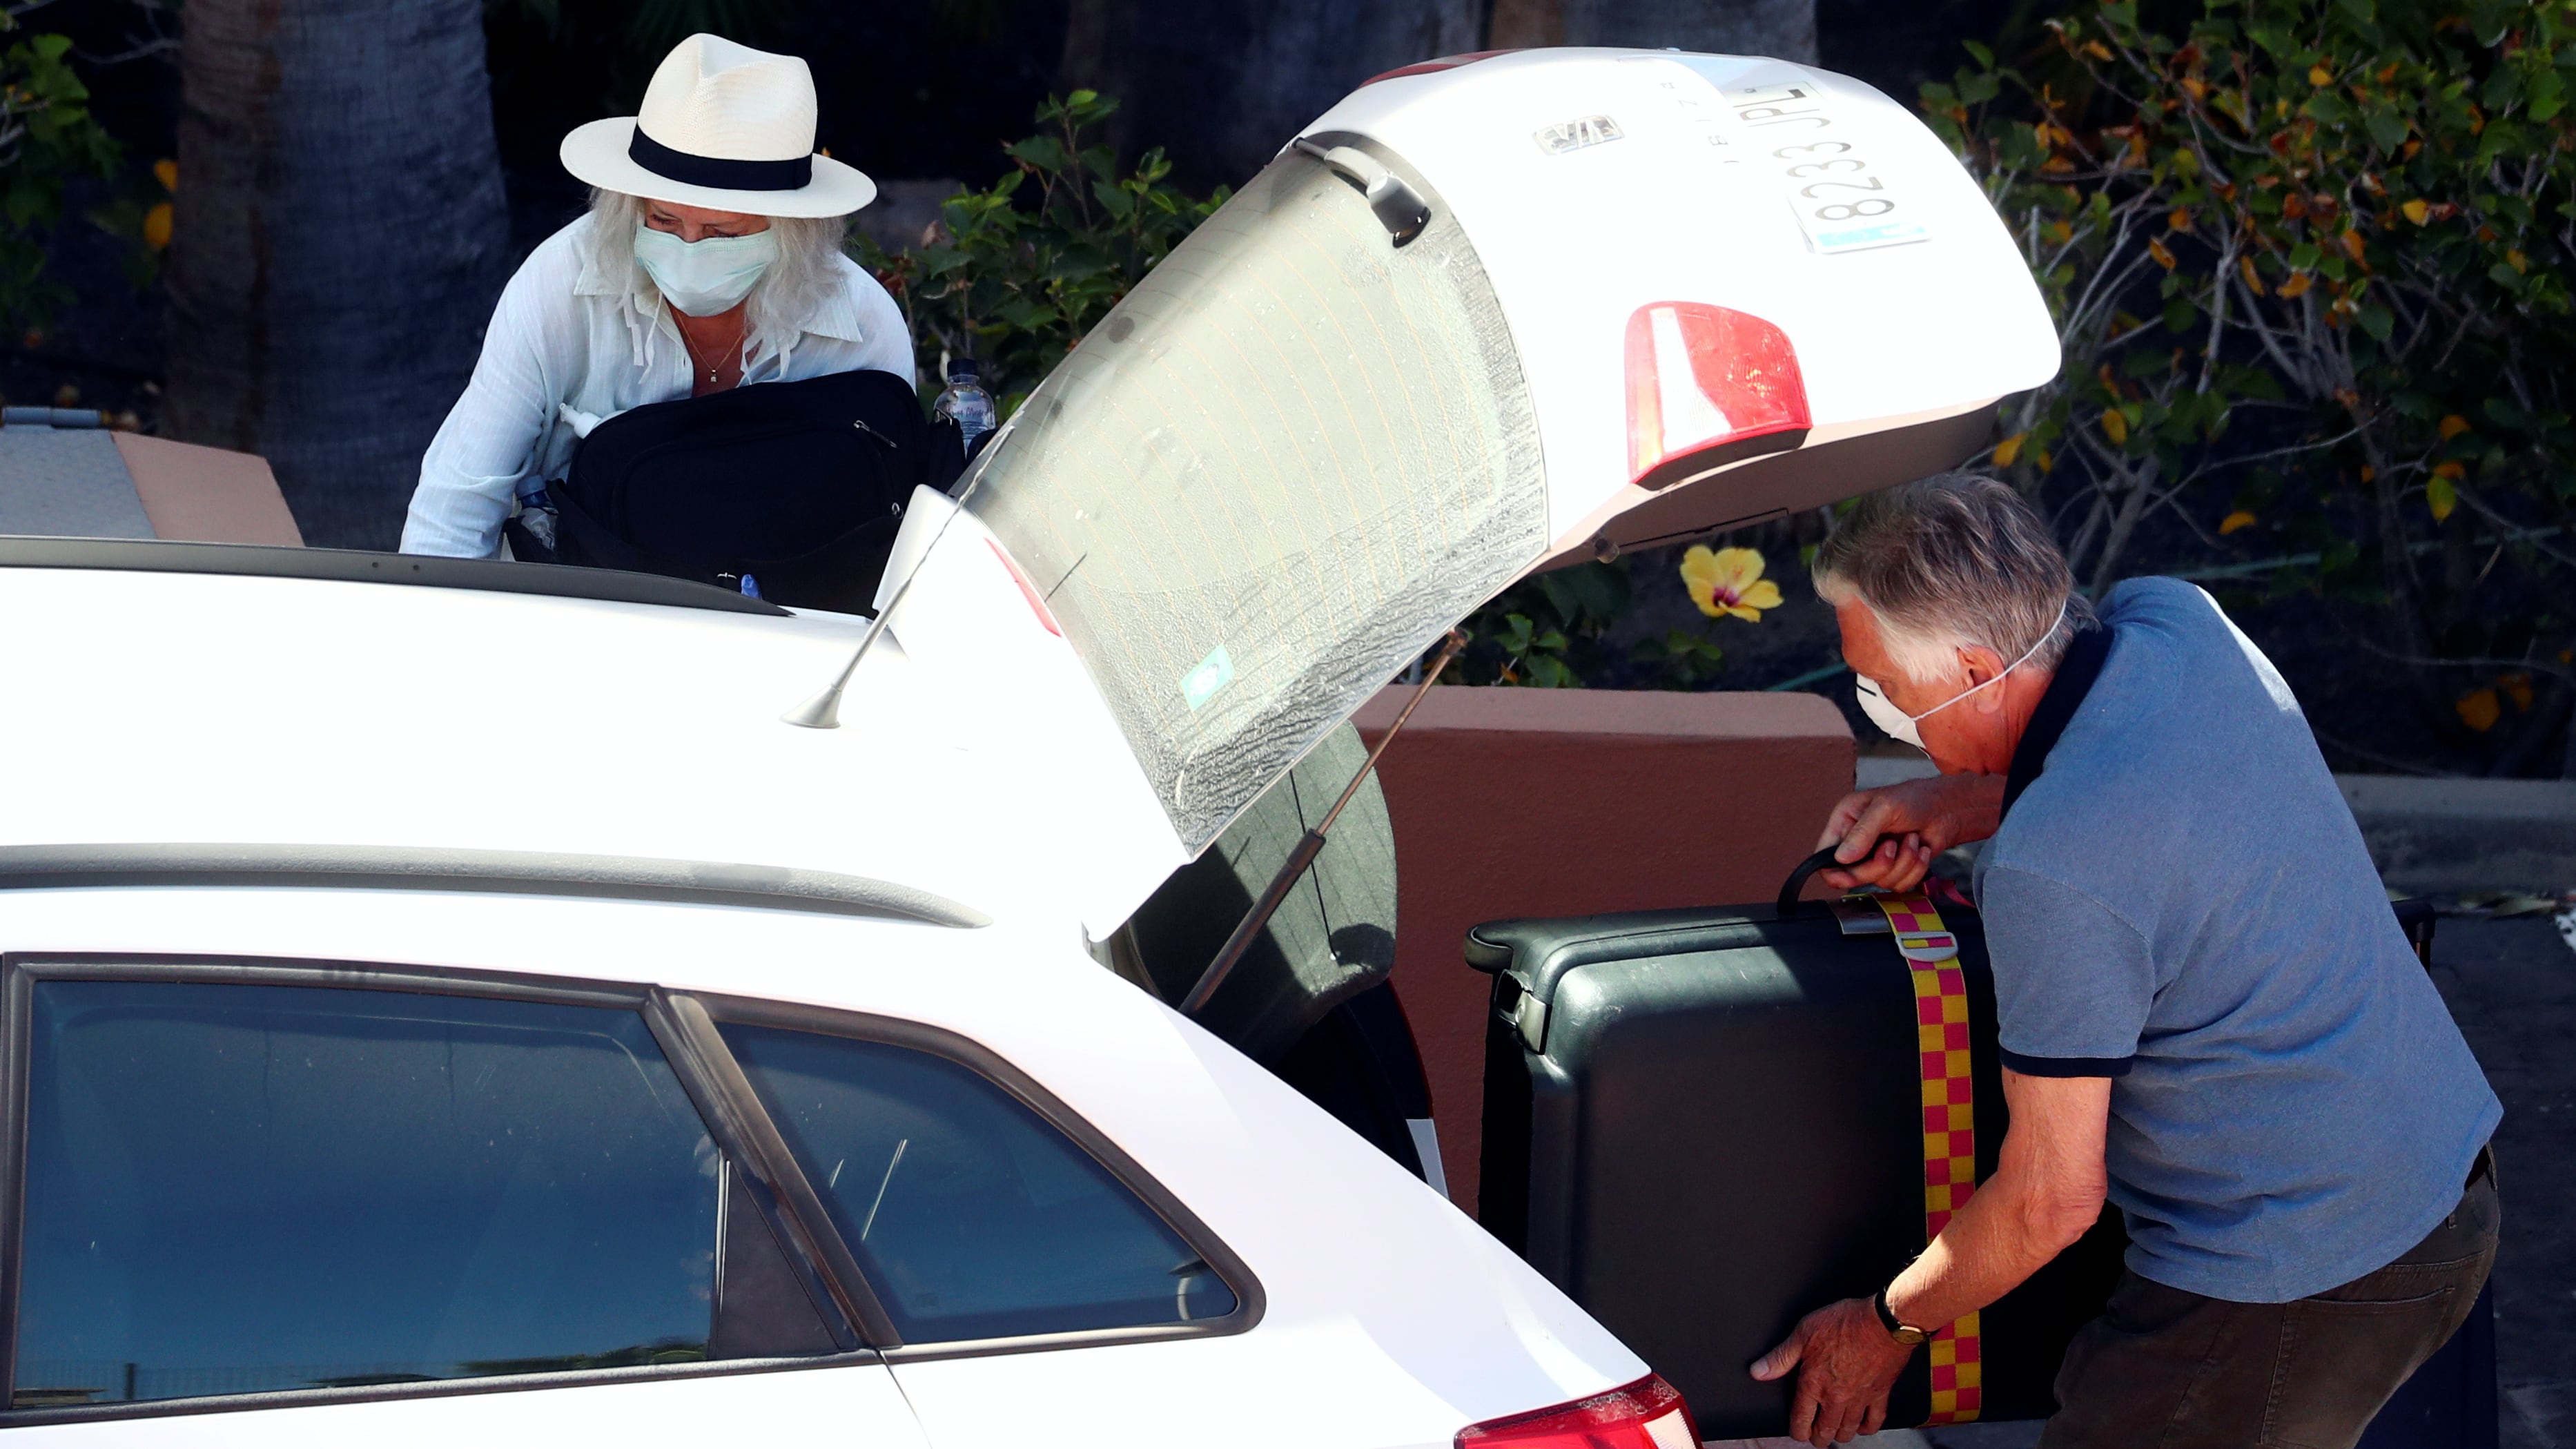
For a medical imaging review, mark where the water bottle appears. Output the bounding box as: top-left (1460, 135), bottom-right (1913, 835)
top-left (935, 357), bottom-right (997, 458)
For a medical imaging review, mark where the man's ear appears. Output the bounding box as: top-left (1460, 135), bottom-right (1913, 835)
top-left (1962, 645), bottom-right (2010, 712)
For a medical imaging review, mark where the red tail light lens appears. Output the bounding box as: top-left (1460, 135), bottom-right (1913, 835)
top-left (1456, 1374), bottom-right (1699, 1449)
top-left (985, 537), bottom-right (1062, 636)
top-left (1363, 50), bottom-right (1520, 86)
top-left (1623, 301), bottom-right (1811, 490)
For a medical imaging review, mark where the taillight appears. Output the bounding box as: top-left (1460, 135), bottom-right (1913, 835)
top-left (984, 537), bottom-right (1062, 636)
top-left (1456, 1375), bottom-right (1699, 1449)
top-left (1623, 302), bottom-right (1811, 490)
top-left (1363, 50), bottom-right (1519, 86)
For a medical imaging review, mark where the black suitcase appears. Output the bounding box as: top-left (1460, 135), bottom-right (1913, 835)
top-left (1469, 848), bottom-right (2126, 1437)
top-left (1470, 850), bottom-right (2486, 1441)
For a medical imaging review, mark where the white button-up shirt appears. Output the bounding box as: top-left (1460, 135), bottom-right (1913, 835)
top-left (400, 213), bottom-right (915, 558)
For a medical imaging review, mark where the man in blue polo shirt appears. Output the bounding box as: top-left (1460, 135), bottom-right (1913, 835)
top-left (1748, 474), bottom-right (2498, 1448)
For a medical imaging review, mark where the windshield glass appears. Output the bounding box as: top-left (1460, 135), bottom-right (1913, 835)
top-left (965, 145), bottom-right (1544, 853)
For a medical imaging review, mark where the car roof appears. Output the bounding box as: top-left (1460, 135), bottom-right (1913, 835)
top-left (0, 550), bottom-right (1053, 929)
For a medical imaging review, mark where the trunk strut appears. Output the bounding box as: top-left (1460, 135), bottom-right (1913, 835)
top-left (1179, 630), bottom-right (1467, 1018)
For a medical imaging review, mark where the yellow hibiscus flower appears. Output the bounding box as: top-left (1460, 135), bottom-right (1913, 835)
top-left (1680, 545), bottom-right (1782, 622)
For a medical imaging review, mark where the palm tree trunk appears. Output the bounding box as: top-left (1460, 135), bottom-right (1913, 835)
top-left (164, 0), bottom-right (509, 550)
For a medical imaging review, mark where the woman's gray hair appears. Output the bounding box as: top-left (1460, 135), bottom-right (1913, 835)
top-left (584, 189), bottom-right (851, 357)
top-left (1811, 472), bottom-right (2095, 683)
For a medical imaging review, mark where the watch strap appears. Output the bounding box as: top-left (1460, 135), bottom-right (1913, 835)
top-left (1873, 1287), bottom-right (1931, 1346)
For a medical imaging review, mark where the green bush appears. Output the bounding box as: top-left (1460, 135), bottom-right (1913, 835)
top-left (0, 17), bottom-right (120, 329)
top-left (853, 91), bottom-right (1225, 416)
top-left (1926, 0), bottom-right (2576, 757)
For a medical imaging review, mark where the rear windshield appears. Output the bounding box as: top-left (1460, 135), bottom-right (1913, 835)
top-left (965, 144), bottom-right (1543, 852)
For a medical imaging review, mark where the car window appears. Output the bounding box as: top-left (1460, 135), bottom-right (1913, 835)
top-left (717, 1023), bottom-right (1236, 1343)
top-left (13, 981), bottom-right (721, 1408)
top-left (964, 144), bottom-right (1545, 853)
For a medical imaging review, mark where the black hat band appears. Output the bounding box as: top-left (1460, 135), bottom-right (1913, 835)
top-left (630, 126), bottom-right (814, 192)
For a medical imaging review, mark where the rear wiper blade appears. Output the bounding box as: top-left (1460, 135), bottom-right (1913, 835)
top-left (1292, 138), bottom-right (1431, 247)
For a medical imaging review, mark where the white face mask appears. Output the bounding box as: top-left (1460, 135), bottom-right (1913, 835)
top-left (632, 221), bottom-right (778, 317)
top-left (1853, 605), bottom-right (2068, 751)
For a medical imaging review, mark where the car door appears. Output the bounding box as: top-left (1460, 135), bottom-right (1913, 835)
top-left (692, 996), bottom-right (1296, 1449)
top-left (0, 957), bottom-right (930, 1448)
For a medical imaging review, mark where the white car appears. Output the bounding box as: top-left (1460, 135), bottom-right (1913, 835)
top-left (0, 47), bottom-right (2053, 1448)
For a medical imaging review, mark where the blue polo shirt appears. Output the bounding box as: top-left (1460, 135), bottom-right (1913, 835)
top-left (1974, 577), bottom-right (2499, 1303)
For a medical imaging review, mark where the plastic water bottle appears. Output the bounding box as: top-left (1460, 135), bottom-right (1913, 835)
top-left (935, 358), bottom-right (997, 458)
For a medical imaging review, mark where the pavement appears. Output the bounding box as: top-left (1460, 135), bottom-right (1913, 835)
top-left (2435, 911), bottom-right (2575, 1448)
top-left (1708, 908), bottom-right (2576, 1449)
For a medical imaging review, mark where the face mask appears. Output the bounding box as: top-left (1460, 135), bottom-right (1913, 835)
top-left (1853, 603), bottom-right (2068, 751)
top-left (632, 222), bottom-right (778, 317)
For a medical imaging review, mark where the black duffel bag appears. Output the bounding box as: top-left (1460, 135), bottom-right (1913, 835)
top-left (519, 368), bottom-right (964, 614)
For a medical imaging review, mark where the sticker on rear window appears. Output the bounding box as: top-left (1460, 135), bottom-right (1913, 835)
top-left (1534, 115), bottom-right (1623, 155)
top-left (1181, 645), bottom-right (1235, 711)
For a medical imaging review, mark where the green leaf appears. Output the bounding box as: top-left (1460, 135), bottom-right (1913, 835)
top-left (2358, 302), bottom-right (2394, 340)
top-left (2426, 474), bottom-right (2457, 520)
top-left (2531, 68), bottom-right (2567, 122)
top-left (1962, 39), bottom-right (1995, 67)
top-left (1006, 136), bottom-right (1067, 173)
top-left (2483, 66), bottom-right (2524, 112)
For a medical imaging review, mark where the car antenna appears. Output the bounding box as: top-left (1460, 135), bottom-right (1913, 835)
top-left (1179, 628), bottom-right (1467, 1018)
top-left (782, 429), bottom-right (1002, 730)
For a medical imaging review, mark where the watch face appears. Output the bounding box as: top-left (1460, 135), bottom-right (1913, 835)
top-left (1893, 1325), bottom-right (1931, 1346)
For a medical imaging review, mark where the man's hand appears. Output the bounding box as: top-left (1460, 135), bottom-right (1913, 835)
top-left (1816, 773), bottom-right (2008, 893)
top-left (1748, 1296), bottom-right (1913, 1446)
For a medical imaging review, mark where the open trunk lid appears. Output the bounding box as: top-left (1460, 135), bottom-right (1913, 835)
top-left (890, 48), bottom-right (2056, 925)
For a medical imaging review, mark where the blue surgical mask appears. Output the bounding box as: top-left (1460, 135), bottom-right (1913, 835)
top-left (632, 222), bottom-right (777, 317)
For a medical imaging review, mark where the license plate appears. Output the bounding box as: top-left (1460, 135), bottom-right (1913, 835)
top-left (1721, 81), bottom-right (1933, 256)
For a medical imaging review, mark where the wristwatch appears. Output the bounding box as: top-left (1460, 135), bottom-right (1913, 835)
top-left (1873, 1287), bottom-right (1933, 1347)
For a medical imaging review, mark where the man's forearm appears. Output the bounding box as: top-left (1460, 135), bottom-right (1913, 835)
top-left (1881, 1169), bottom-right (2090, 1331)
top-left (1882, 1071), bottom-right (2112, 1333)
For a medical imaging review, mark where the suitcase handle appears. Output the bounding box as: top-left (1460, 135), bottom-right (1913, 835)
top-left (1776, 837), bottom-right (1891, 917)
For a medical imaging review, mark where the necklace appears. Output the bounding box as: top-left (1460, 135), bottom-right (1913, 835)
top-left (679, 316), bottom-right (743, 388)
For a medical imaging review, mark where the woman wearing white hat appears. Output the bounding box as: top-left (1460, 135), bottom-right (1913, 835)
top-left (401, 34), bottom-right (910, 558)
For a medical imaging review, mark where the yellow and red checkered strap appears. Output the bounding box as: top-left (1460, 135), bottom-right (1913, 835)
top-left (1873, 891), bottom-right (1982, 1426)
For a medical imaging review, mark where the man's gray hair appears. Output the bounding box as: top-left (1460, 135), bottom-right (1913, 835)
top-left (584, 190), bottom-right (852, 360)
top-left (1811, 472), bottom-right (2095, 683)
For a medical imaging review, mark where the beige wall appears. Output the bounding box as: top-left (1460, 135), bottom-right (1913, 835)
top-left (1352, 685), bottom-right (1853, 1216)
top-left (114, 433), bottom-right (302, 547)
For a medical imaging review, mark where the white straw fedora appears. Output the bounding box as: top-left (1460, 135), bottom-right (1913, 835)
top-left (559, 34), bottom-right (875, 218)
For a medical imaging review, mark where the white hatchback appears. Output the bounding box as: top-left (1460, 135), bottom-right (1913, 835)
top-left (0, 46), bottom-right (2053, 1449)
